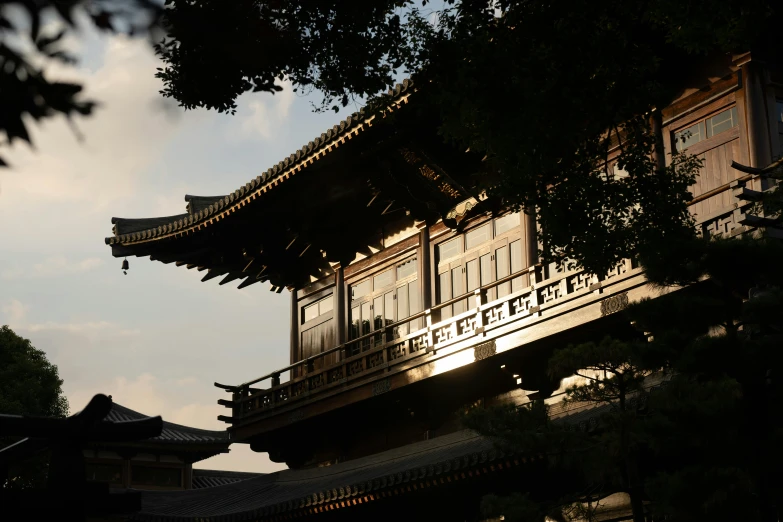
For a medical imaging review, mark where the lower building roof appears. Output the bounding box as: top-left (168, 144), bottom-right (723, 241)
top-left (105, 403), bottom-right (230, 446)
top-left (192, 469), bottom-right (264, 489)
top-left (130, 429), bottom-right (520, 521)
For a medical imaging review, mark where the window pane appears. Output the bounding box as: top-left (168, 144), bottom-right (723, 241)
top-left (437, 237), bottom-right (462, 261)
top-left (674, 122), bottom-right (704, 151)
top-left (319, 296), bottom-right (333, 315)
top-left (351, 279), bottom-right (371, 301)
top-left (467, 259), bottom-right (480, 291)
top-left (384, 292), bottom-right (394, 324)
top-left (496, 245), bottom-right (510, 298)
top-left (86, 463), bottom-right (122, 484)
top-left (374, 269), bottom-right (394, 290)
top-left (510, 240), bottom-right (524, 273)
top-left (397, 284), bottom-right (409, 320)
top-left (351, 306), bottom-right (360, 339)
top-left (495, 212), bottom-right (521, 236)
top-left (361, 302), bottom-right (371, 336)
top-left (511, 240), bottom-right (525, 293)
top-left (131, 466), bottom-right (182, 488)
top-left (452, 267), bottom-right (465, 315)
top-left (409, 280), bottom-right (421, 331)
top-left (465, 224), bottom-right (492, 250)
top-left (397, 258), bottom-right (417, 279)
top-left (777, 100), bottom-right (783, 123)
top-left (480, 254), bottom-right (493, 285)
top-left (439, 271), bottom-right (452, 320)
top-left (373, 296), bottom-right (384, 331)
top-left (706, 107), bottom-right (738, 138)
top-left (303, 302), bottom-right (319, 323)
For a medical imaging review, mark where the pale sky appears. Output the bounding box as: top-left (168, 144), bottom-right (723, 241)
top-left (0, 19), bottom-right (360, 473)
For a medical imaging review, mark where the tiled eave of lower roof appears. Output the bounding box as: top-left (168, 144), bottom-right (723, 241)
top-left (105, 80), bottom-right (416, 250)
top-left (130, 430), bottom-right (539, 522)
top-left (105, 403), bottom-right (230, 445)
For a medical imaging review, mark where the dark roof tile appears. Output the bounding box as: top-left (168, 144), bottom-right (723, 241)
top-left (106, 403), bottom-right (229, 445)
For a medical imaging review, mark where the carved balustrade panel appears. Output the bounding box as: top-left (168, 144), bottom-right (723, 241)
top-left (327, 366), bottom-right (344, 384)
top-left (459, 315), bottom-right (479, 336)
top-left (387, 342), bottom-right (407, 362)
top-left (308, 373), bottom-right (325, 391)
top-left (538, 280), bottom-right (564, 305)
top-left (347, 359), bottom-right (364, 378)
top-left (290, 380), bottom-right (307, 398)
top-left (411, 332), bottom-right (429, 353)
top-left (484, 301), bottom-right (509, 327)
top-left (433, 321), bottom-right (458, 346)
top-left (569, 271), bottom-right (596, 292)
top-left (511, 292), bottom-right (533, 317)
top-left (366, 351), bottom-right (385, 369)
top-left (701, 206), bottom-right (749, 238)
top-left (604, 261), bottom-right (629, 281)
top-left (275, 388), bottom-right (289, 403)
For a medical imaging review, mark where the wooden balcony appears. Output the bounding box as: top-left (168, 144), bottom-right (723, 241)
top-left (216, 173), bottom-right (776, 442)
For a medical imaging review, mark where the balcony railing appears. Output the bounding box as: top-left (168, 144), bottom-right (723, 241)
top-left (217, 258), bottom-right (642, 425)
top-left (216, 173), bottom-right (774, 428)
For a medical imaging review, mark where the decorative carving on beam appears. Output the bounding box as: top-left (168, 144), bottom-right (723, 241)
top-left (371, 378), bottom-right (392, 396)
top-left (600, 292), bottom-right (629, 316)
top-left (398, 147), bottom-right (462, 201)
top-left (473, 341), bottom-right (497, 362)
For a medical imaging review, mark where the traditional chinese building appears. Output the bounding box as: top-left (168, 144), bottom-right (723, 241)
top-left (105, 53), bottom-right (783, 521)
top-left (82, 401), bottom-right (258, 491)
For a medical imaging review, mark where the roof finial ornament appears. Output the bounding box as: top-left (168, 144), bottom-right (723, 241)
top-left (122, 258), bottom-right (129, 275)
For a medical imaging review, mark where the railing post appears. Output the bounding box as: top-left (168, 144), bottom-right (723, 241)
top-left (232, 390), bottom-right (241, 421)
top-left (335, 265), bottom-right (346, 359)
top-left (425, 309), bottom-right (434, 353)
top-left (473, 289), bottom-right (484, 334)
top-left (271, 373), bottom-right (280, 387)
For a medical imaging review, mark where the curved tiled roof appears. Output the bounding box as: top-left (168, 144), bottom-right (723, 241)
top-left (192, 469), bottom-right (263, 489)
top-left (106, 80), bottom-right (416, 248)
top-left (131, 429), bottom-right (516, 522)
top-left (106, 403), bottom-right (230, 445)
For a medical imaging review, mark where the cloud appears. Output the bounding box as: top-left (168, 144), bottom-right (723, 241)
top-left (176, 376), bottom-right (198, 387)
top-left (1, 298), bottom-right (137, 335)
top-left (1, 299), bottom-right (29, 326)
top-left (2, 256), bottom-right (103, 279)
top-left (0, 33), bottom-right (211, 229)
top-left (240, 80), bottom-right (296, 139)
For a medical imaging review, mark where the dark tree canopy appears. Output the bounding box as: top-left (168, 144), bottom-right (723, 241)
top-left (0, 325), bottom-right (68, 418)
top-left (1, 0), bottom-right (781, 273)
top-left (154, 0), bottom-right (780, 275)
top-left (0, 325), bottom-right (68, 489)
top-left (465, 235), bottom-right (783, 522)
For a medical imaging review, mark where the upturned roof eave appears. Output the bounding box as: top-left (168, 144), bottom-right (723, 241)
top-left (104, 80), bottom-right (416, 251)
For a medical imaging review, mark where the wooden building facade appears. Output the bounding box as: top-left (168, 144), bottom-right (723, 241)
top-left (106, 53), bottom-right (783, 520)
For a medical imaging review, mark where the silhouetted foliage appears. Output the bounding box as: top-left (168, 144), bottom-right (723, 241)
top-left (466, 236), bottom-right (783, 521)
top-left (0, 0), bottom-right (163, 166)
top-left (155, 0), bottom-right (779, 274)
top-left (0, 325), bottom-right (69, 489)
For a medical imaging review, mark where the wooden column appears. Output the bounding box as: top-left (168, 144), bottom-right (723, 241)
top-left (183, 463), bottom-right (193, 490)
top-left (743, 61), bottom-right (773, 171)
top-left (290, 288), bottom-right (299, 364)
top-left (335, 265), bottom-right (346, 348)
top-left (418, 223), bottom-right (433, 311)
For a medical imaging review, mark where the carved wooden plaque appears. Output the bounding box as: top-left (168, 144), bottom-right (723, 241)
top-left (600, 292), bottom-right (629, 316)
top-left (473, 340), bottom-right (497, 361)
top-left (371, 378), bottom-right (392, 396)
